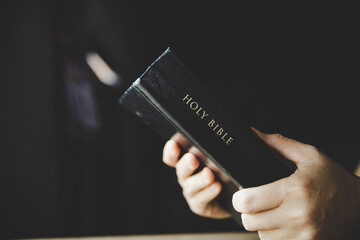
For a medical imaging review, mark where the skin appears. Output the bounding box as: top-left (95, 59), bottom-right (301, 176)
top-left (162, 140), bottom-right (230, 219)
top-left (162, 128), bottom-right (360, 240)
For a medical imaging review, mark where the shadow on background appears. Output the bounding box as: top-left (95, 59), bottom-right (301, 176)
top-left (0, 1), bottom-right (359, 239)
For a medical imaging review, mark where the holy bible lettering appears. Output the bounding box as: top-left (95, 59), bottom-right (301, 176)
top-left (182, 94), bottom-right (234, 146)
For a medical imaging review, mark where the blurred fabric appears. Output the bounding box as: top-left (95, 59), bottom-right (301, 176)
top-left (0, 1), bottom-right (359, 239)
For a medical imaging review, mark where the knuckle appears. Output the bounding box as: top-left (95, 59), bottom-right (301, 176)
top-left (291, 204), bottom-right (315, 227)
top-left (303, 144), bottom-right (321, 160)
top-left (175, 164), bottom-right (187, 179)
top-left (287, 179), bottom-right (313, 199)
top-left (162, 154), bottom-right (172, 166)
top-left (286, 180), bottom-right (317, 227)
top-left (177, 177), bottom-right (185, 188)
top-left (175, 154), bottom-right (186, 169)
top-left (201, 168), bottom-right (215, 185)
top-left (175, 165), bottom-right (182, 178)
top-left (241, 214), bottom-right (256, 231)
top-left (210, 182), bottom-right (222, 196)
top-left (162, 141), bottom-right (178, 164)
top-left (297, 180), bottom-right (314, 199)
top-left (182, 188), bottom-right (189, 199)
top-left (271, 133), bottom-right (288, 145)
top-left (188, 198), bottom-right (206, 216)
top-left (182, 181), bottom-right (195, 197)
top-left (305, 144), bottom-right (319, 155)
top-left (271, 133), bottom-right (283, 139)
top-left (183, 152), bottom-right (196, 163)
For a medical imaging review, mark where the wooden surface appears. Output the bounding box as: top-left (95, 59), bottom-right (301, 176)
top-left (27, 232), bottom-right (260, 240)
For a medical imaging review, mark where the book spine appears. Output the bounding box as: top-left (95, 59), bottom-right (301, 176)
top-left (121, 77), bottom-right (243, 224)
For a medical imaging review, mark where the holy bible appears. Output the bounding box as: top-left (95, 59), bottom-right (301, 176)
top-left (119, 48), bottom-right (295, 224)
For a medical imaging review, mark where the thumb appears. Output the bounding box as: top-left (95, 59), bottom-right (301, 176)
top-left (251, 127), bottom-right (312, 166)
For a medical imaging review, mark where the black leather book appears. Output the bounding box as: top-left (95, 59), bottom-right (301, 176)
top-left (119, 48), bottom-right (295, 224)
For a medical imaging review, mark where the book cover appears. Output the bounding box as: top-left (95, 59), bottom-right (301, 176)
top-left (119, 48), bottom-right (295, 224)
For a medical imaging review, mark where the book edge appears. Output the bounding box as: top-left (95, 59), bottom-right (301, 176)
top-left (135, 79), bottom-right (242, 189)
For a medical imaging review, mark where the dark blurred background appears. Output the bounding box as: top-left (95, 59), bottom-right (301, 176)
top-left (0, 1), bottom-right (359, 239)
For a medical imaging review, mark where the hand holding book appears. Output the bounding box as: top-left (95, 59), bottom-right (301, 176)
top-left (163, 139), bottom-right (230, 219)
top-left (120, 48), bottom-right (296, 224)
top-left (120, 48), bottom-right (360, 239)
top-left (163, 128), bottom-right (360, 239)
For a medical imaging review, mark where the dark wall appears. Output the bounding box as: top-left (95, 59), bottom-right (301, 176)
top-left (1, 1), bottom-right (359, 239)
top-left (0, 1), bottom-right (59, 237)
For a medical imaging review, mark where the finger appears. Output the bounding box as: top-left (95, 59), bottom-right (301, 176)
top-left (233, 178), bottom-right (286, 214)
top-left (188, 181), bottom-right (222, 214)
top-left (175, 153), bottom-right (200, 184)
top-left (241, 207), bottom-right (284, 231)
top-left (257, 230), bottom-right (283, 240)
top-left (163, 140), bottom-right (181, 168)
top-left (182, 167), bottom-right (215, 198)
top-left (251, 127), bottom-right (314, 166)
top-left (258, 228), bottom-right (304, 240)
